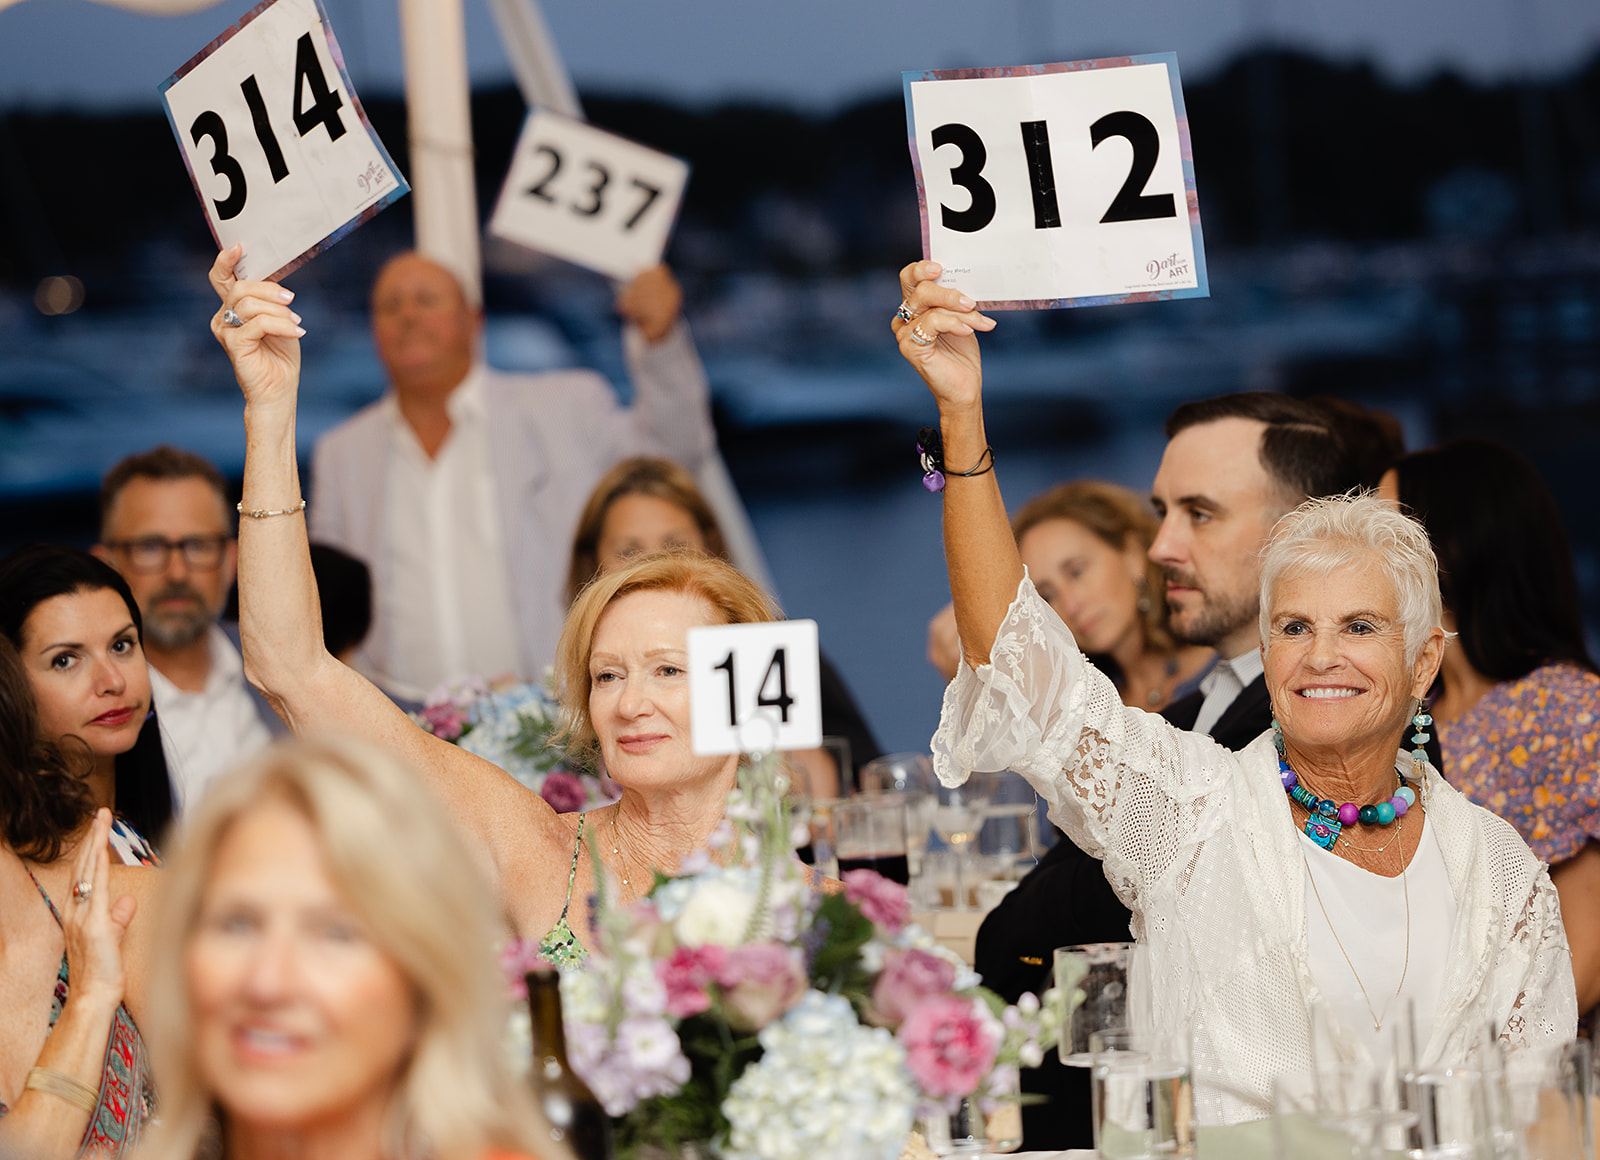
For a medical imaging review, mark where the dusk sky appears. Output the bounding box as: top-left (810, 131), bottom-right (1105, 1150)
top-left (2, 0), bottom-right (1599, 114)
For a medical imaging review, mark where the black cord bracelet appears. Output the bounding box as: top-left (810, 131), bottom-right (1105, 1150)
top-left (917, 426), bottom-right (996, 493)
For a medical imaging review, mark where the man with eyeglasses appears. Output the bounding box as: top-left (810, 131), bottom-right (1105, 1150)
top-left (94, 446), bottom-right (273, 808)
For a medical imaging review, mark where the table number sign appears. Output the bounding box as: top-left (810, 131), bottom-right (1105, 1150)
top-left (688, 620), bottom-right (822, 757)
top-left (488, 109), bottom-right (689, 281)
top-left (904, 53), bottom-right (1208, 310)
top-left (161, 0), bottom-right (408, 281)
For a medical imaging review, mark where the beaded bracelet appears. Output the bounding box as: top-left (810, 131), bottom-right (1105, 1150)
top-left (237, 498), bottom-right (307, 519)
top-left (25, 1067), bottom-right (99, 1114)
top-left (916, 426), bottom-right (995, 493)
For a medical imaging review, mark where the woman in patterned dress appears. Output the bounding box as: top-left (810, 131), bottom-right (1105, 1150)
top-left (0, 635), bottom-right (158, 1158)
top-left (0, 545), bottom-right (175, 863)
top-left (1385, 439), bottom-right (1600, 1019)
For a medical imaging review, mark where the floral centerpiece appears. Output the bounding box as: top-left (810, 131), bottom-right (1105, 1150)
top-left (505, 752), bottom-right (1069, 1160)
top-left (412, 674), bottom-right (614, 813)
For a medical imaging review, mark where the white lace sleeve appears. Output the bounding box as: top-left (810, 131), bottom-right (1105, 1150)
top-left (932, 573), bottom-right (1242, 910)
top-left (1498, 863), bottom-right (1579, 1055)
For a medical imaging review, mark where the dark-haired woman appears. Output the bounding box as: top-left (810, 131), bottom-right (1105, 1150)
top-left (0, 545), bottom-right (175, 864)
top-left (1386, 439), bottom-right (1600, 1018)
top-left (0, 635), bottom-right (157, 1158)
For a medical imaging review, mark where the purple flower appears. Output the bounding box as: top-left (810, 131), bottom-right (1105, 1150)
top-left (844, 868), bottom-right (911, 934)
top-left (540, 770), bottom-right (587, 813)
top-left (715, 943), bottom-right (807, 1031)
top-left (898, 994), bottom-right (1002, 1098)
top-left (870, 947), bottom-right (957, 1027)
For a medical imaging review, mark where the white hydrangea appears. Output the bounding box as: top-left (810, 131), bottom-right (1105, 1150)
top-left (722, 992), bottom-right (915, 1160)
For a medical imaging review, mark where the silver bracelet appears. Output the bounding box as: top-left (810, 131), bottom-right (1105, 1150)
top-left (237, 499), bottom-right (307, 520)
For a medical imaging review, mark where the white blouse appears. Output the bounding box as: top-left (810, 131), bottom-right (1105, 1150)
top-left (935, 575), bottom-right (1576, 1123)
top-left (1301, 822), bottom-right (1454, 1065)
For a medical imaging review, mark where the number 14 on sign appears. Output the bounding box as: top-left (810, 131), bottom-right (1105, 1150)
top-left (687, 621), bottom-right (822, 756)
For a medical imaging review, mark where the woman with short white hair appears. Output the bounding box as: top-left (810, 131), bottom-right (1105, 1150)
top-left (894, 260), bottom-right (1576, 1123)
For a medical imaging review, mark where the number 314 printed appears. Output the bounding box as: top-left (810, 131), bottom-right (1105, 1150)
top-left (189, 32), bottom-right (346, 221)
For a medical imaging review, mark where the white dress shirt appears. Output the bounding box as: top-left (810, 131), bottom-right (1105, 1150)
top-left (1191, 644), bottom-right (1266, 736)
top-left (382, 369), bottom-right (522, 699)
top-left (152, 625), bottom-right (272, 809)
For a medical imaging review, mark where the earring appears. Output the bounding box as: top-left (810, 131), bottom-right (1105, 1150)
top-left (1410, 702), bottom-right (1433, 780)
top-left (1135, 575), bottom-right (1153, 616)
top-left (1272, 715), bottom-right (1285, 757)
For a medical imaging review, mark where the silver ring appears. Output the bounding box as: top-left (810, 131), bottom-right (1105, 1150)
top-left (894, 300), bottom-right (918, 324)
top-left (222, 308), bottom-right (244, 328)
top-left (71, 880), bottom-right (92, 904)
top-left (909, 323), bottom-right (935, 346)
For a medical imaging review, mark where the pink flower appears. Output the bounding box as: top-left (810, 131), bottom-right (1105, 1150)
top-left (844, 869), bottom-right (911, 933)
top-left (540, 771), bottom-right (587, 814)
top-left (871, 947), bottom-right (956, 1027)
top-left (898, 994), bottom-right (1002, 1098)
top-left (418, 701), bottom-right (469, 740)
top-left (715, 943), bottom-right (807, 1031)
top-left (498, 938), bottom-right (556, 998)
top-left (657, 945), bottom-right (728, 1018)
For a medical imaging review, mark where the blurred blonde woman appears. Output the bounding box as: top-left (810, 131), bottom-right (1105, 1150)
top-left (929, 480), bottom-right (1212, 710)
top-left (138, 736), bottom-right (562, 1160)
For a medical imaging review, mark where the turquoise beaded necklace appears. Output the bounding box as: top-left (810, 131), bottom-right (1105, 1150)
top-left (1275, 710), bottom-right (1429, 851)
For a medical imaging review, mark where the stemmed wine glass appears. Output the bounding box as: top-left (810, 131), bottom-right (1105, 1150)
top-left (932, 771), bottom-right (997, 911)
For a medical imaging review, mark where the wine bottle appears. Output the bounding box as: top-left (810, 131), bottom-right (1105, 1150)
top-left (526, 968), bottom-right (614, 1160)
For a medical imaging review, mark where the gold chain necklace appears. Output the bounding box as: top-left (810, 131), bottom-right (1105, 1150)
top-left (1304, 846), bottom-right (1411, 1033)
top-left (609, 807), bottom-right (631, 887)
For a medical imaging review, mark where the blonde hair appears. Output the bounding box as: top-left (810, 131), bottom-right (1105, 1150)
top-left (1011, 479), bottom-right (1175, 653)
top-left (555, 551), bottom-right (780, 763)
top-left (565, 457), bottom-right (731, 606)
top-left (139, 736), bottom-right (558, 1160)
top-left (1259, 491), bottom-right (1444, 666)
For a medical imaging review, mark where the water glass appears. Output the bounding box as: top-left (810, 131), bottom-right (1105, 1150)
top-left (858, 752), bottom-right (937, 890)
top-left (833, 796), bottom-right (910, 884)
top-left (1055, 942), bottom-right (1135, 1066)
top-left (916, 1068), bottom-right (1023, 1156)
top-left (1413, 1065), bottom-right (1495, 1158)
top-left (1504, 1039), bottom-right (1591, 1160)
top-left (1090, 1028), bottom-right (1195, 1159)
top-left (932, 772), bottom-right (997, 910)
top-left (976, 772), bottom-right (1042, 878)
top-left (1271, 1070), bottom-right (1374, 1160)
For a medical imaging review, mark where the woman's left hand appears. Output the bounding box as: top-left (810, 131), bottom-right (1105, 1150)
top-left (61, 809), bottom-right (138, 1012)
top-left (208, 244), bottom-right (305, 413)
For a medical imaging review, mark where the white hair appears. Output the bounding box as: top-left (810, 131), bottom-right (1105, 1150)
top-left (1259, 492), bottom-right (1444, 666)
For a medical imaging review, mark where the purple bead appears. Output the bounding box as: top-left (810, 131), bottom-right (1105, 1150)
top-left (922, 470), bottom-right (946, 493)
top-left (1337, 802), bottom-right (1360, 826)
top-left (1281, 767), bottom-right (1298, 790)
top-left (1390, 795), bottom-right (1409, 817)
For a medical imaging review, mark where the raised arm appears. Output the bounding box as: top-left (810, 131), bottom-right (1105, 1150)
top-left (891, 261), bottom-right (1011, 668)
top-left (206, 248), bottom-right (560, 890)
top-left (615, 264), bottom-right (716, 466)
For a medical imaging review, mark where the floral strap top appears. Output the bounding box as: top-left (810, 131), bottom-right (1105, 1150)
top-left (0, 871), bottom-right (155, 1156)
top-left (538, 815), bottom-right (590, 968)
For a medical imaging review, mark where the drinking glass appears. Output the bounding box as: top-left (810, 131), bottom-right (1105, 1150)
top-left (933, 771), bottom-right (997, 910)
top-left (1054, 942), bottom-right (1135, 1067)
top-left (1090, 1028), bottom-right (1195, 1159)
top-left (977, 772), bottom-right (1042, 879)
top-left (833, 796), bottom-right (910, 884)
top-left (1413, 1064), bottom-right (1495, 1158)
top-left (1271, 1069), bottom-right (1375, 1160)
top-left (1504, 1039), bottom-right (1591, 1160)
top-left (858, 752), bottom-right (937, 882)
top-left (916, 1068), bottom-right (1023, 1156)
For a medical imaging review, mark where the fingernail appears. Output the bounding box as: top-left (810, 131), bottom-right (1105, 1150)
top-left (928, 263), bottom-right (943, 275)
top-left (278, 289), bottom-right (295, 303)
top-left (294, 326), bottom-right (307, 337)
top-left (958, 295), bottom-right (975, 310)
top-left (290, 311), bottom-right (302, 324)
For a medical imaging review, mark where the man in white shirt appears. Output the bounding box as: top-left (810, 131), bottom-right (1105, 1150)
top-left (94, 447), bottom-right (273, 809)
top-left (310, 254), bottom-right (740, 699)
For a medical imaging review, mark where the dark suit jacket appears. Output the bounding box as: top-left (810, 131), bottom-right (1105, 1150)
top-left (973, 672), bottom-right (1271, 1151)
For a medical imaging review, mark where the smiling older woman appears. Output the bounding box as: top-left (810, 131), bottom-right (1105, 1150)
top-left (203, 247), bottom-right (825, 970)
top-left (892, 260), bottom-right (1576, 1121)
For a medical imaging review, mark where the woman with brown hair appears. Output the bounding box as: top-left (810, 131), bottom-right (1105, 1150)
top-left (929, 480), bottom-right (1212, 711)
top-left (0, 635), bottom-right (158, 1159)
